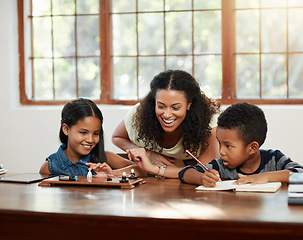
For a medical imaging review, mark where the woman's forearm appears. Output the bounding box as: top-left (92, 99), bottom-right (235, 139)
top-left (112, 120), bottom-right (140, 151)
top-left (112, 137), bottom-right (140, 152)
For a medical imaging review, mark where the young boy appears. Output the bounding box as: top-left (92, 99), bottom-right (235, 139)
top-left (178, 102), bottom-right (303, 187)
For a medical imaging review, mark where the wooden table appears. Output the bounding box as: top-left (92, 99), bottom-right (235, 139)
top-left (0, 176), bottom-right (303, 240)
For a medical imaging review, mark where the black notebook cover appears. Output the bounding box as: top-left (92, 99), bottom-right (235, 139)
top-left (0, 173), bottom-right (50, 183)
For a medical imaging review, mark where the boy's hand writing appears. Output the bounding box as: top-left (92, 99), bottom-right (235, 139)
top-left (201, 169), bottom-right (221, 187)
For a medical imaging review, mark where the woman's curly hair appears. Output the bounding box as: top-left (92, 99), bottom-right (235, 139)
top-left (134, 69), bottom-right (220, 156)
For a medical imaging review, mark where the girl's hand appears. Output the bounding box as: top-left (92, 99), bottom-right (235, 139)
top-left (235, 173), bottom-right (269, 185)
top-left (201, 169), bottom-right (221, 187)
top-left (86, 162), bottom-right (114, 176)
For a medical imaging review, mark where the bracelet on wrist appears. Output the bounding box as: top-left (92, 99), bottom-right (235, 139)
top-left (156, 163), bottom-right (167, 178)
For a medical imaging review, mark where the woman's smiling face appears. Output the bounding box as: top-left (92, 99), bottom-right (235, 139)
top-left (155, 89), bottom-right (191, 133)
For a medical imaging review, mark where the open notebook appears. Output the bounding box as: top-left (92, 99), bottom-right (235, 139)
top-left (196, 180), bottom-right (282, 193)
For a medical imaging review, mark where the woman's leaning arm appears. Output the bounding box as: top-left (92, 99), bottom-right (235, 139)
top-left (105, 151), bottom-right (134, 169)
top-left (126, 148), bottom-right (180, 178)
top-left (112, 120), bottom-right (140, 151)
top-left (104, 151), bottom-right (147, 177)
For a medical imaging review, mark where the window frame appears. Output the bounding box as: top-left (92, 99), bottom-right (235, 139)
top-left (18, 0), bottom-right (303, 105)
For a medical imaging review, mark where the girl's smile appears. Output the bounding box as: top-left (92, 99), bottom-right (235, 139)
top-left (63, 116), bottom-right (101, 163)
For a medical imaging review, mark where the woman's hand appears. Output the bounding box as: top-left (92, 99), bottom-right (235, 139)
top-left (86, 162), bottom-right (114, 176)
top-left (146, 150), bottom-right (176, 167)
top-left (126, 148), bottom-right (159, 175)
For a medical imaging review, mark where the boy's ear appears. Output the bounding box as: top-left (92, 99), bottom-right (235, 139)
top-left (62, 123), bottom-right (69, 136)
top-left (248, 141), bottom-right (259, 154)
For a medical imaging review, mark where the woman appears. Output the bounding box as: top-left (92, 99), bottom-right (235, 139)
top-left (112, 69), bottom-right (221, 178)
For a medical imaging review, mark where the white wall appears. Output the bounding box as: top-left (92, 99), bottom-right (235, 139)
top-left (1, 1), bottom-right (303, 173)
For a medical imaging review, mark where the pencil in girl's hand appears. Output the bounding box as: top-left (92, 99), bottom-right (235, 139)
top-left (185, 150), bottom-right (213, 174)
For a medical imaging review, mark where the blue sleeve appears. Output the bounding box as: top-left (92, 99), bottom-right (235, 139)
top-left (178, 165), bottom-right (205, 183)
top-left (208, 159), bottom-right (220, 171)
top-left (275, 150), bottom-right (303, 173)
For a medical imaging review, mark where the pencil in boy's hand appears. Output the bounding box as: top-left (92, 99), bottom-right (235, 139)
top-left (185, 150), bottom-right (213, 174)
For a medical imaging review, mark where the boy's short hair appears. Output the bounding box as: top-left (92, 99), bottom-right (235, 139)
top-left (217, 102), bottom-right (267, 147)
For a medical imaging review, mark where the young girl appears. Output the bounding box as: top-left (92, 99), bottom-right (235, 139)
top-left (39, 98), bottom-right (145, 177)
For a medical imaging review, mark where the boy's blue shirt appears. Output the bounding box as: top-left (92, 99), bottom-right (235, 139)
top-left (179, 149), bottom-right (303, 183)
top-left (46, 144), bottom-right (90, 177)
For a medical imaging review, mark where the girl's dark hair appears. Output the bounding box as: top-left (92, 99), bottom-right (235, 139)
top-left (59, 98), bottom-right (106, 163)
top-left (135, 69), bottom-right (220, 155)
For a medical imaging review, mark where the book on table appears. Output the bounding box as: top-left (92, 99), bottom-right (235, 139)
top-left (288, 172), bottom-right (303, 205)
top-left (195, 180), bottom-right (282, 193)
top-left (289, 172), bottom-right (303, 185)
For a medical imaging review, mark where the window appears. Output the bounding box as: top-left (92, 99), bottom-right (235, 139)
top-left (233, 0), bottom-right (303, 103)
top-left (111, 0), bottom-right (222, 101)
top-left (18, 0), bottom-right (303, 105)
top-left (19, 0), bottom-right (102, 105)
